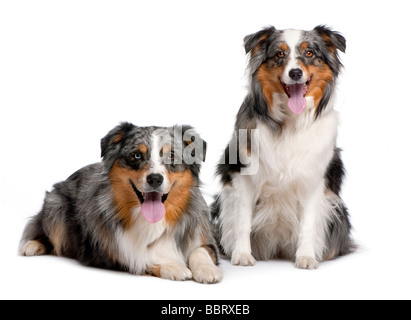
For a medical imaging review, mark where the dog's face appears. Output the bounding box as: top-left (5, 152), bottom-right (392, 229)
top-left (245, 25), bottom-right (346, 117)
top-left (101, 123), bottom-right (206, 227)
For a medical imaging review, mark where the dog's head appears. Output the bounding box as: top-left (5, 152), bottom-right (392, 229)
top-left (245, 25), bottom-right (346, 118)
top-left (101, 122), bottom-right (207, 227)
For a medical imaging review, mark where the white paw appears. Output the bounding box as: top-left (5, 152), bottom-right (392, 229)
top-left (160, 263), bottom-right (193, 281)
top-left (20, 240), bottom-right (47, 256)
top-left (231, 251), bottom-right (256, 266)
top-left (192, 264), bottom-right (223, 284)
top-left (295, 256), bottom-right (320, 270)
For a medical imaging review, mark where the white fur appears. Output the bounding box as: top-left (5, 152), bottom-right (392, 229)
top-left (189, 247), bottom-right (224, 284)
top-left (20, 240), bottom-right (47, 256)
top-left (149, 130), bottom-right (171, 193)
top-left (282, 29), bottom-right (309, 84)
top-left (219, 105), bottom-right (339, 268)
top-left (116, 207), bottom-right (188, 276)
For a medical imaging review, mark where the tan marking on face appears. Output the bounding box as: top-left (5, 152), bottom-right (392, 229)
top-left (299, 62), bottom-right (333, 112)
top-left (301, 42), bottom-right (309, 50)
top-left (256, 62), bottom-right (286, 108)
top-left (109, 160), bottom-right (148, 229)
top-left (164, 169), bottom-right (194, 227)
top-left (137, 144), bottom-right (147, 154)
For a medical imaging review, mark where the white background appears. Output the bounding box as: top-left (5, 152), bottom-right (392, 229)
top-left (1, 0), bottom-right (410, 300)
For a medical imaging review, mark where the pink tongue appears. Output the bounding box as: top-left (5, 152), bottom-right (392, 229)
top-left (140, 192), bottom-right (166, 223)
top-left (287, 83), bottom-right (306, 114)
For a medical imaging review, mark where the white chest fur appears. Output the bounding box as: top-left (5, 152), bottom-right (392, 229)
top-left (254, 109), bottom-right (338, 191)
top-left (115, 208), bottom-right (183, 274)
top-left (247, 110), bottom-right (339, 245)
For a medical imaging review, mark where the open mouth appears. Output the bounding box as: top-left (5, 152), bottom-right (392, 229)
top-left (129, 179), bottom-right (169, 223)
top-left (280, 77), bottom-right (311, 114)
top-left (281, 77), bottom-right (311, 98)
top-left (129, 179), bottom-right (169, 204)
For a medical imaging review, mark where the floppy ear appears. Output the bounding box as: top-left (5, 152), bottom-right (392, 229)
top-left (100, 122), bottom-right (135, 159)
top-left (314, 25), bottom-right (346, 53)
top-left (244, 26), bottom-right (276, 55)
top-left (179, 125), bottom-right (207, 163)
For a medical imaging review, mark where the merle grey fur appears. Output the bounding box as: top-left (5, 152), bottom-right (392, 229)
top-left (20, 122), bottom-right (218, 272)
top-left (212, 25), bottom-right (355, 262)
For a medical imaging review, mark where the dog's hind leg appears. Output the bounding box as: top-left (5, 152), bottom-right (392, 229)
top-left (20, 240), bottom-right (47, 256)
top-left (19, 213), bottom-right (51, 256)
top-left (20, 189), bottom-right (69, 257)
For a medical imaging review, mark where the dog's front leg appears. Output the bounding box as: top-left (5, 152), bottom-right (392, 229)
top-left (295, 182), bottom-right (328, 270)
top-left (220, 174), bottom-right (256, 266)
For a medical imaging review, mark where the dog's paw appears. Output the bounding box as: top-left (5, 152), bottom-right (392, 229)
top-left (231, 251), bottom-right (256, 266)
top-left (160, 263), bottom-right (193, 281)
top-left (192, 264), bottom-right (223, 284)
top-left (20, 240), bottom-right (47, 256)
top-left (295, 256), bottom-right (319, 270)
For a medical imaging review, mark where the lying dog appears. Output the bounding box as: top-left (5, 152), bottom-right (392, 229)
top-left (20, 122), bottom-right (223, 284)
top-left (212, 25), bottom-right (355, 269)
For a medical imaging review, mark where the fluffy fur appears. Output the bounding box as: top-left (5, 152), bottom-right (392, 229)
top-left (20, 123), bottom-right (223, 284)
top-left (212, 25), bottom-right (355, 269)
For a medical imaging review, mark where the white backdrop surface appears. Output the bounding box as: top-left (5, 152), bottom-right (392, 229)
top-left (1, 0), bottom-right (410, 300)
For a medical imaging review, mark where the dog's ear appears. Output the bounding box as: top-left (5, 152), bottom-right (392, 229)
top-left (244, 26), bottom-right (276, 76)
top-left (101, 122), bottom-right (135, 159)
top-left (314, 25), bottom-right (346, 53)
top-left (244, 26), bottom-right (276, 55)
top-left (178, 125), bottom-right (207, 163)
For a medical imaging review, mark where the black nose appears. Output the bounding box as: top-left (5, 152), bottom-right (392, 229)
top-left (289, 68), bottom-right (303, 81)
top-left (146, 174), bottom-right (164, 188)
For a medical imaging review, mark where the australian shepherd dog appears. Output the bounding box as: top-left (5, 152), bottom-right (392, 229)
top-left (212, 25), bottom-right (355, 269)
top-left (20, 122), bottom-right (223, 284)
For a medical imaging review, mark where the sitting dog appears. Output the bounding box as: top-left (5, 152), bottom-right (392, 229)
top-left (212, 25), bottom-right (355, 269)
top-left (20, 122), bottom-right (223, 284)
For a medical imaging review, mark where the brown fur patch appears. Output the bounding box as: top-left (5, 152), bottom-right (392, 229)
top-left (111, 133), bottom-right (123, 145)
top-left (256, 62), bottom-right (286, 108)
top-left (324, 248), bottom-right (338, 261)
top-left (109, 160), bottom-right (147, 229)
top-left (147, 264), bottom-right (162, 278)
top-left (301, 42), bottom-right (309, 50)
top-left (319, 34), bottom-right (337, 54)
top-left (202, 245), bottom-right (218, 265)
top-left (164, 170), bottom-right (194, 227)
top-left (251, 34), bottom-right (269, 57)
top-left (137, 144), bottom-right (147, 154)
top-left (161, 144), bottom-right (172, 154)
top-left (300, 62), bottom-right (333, 112)
top-left (49, 222), bottom-right (67, 256)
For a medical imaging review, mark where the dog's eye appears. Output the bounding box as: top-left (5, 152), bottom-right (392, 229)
top-left (277, 51), bottom-right (285, 58)
top-left (168, 153), bottom-right (174, 161)
top-left (134, 152), bottom-right (142, 160)
top-left (305, 50), bottom-right (314, 57)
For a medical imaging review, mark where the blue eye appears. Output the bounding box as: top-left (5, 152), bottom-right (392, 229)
top-left (134, 152), bottom-right (142, 160)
